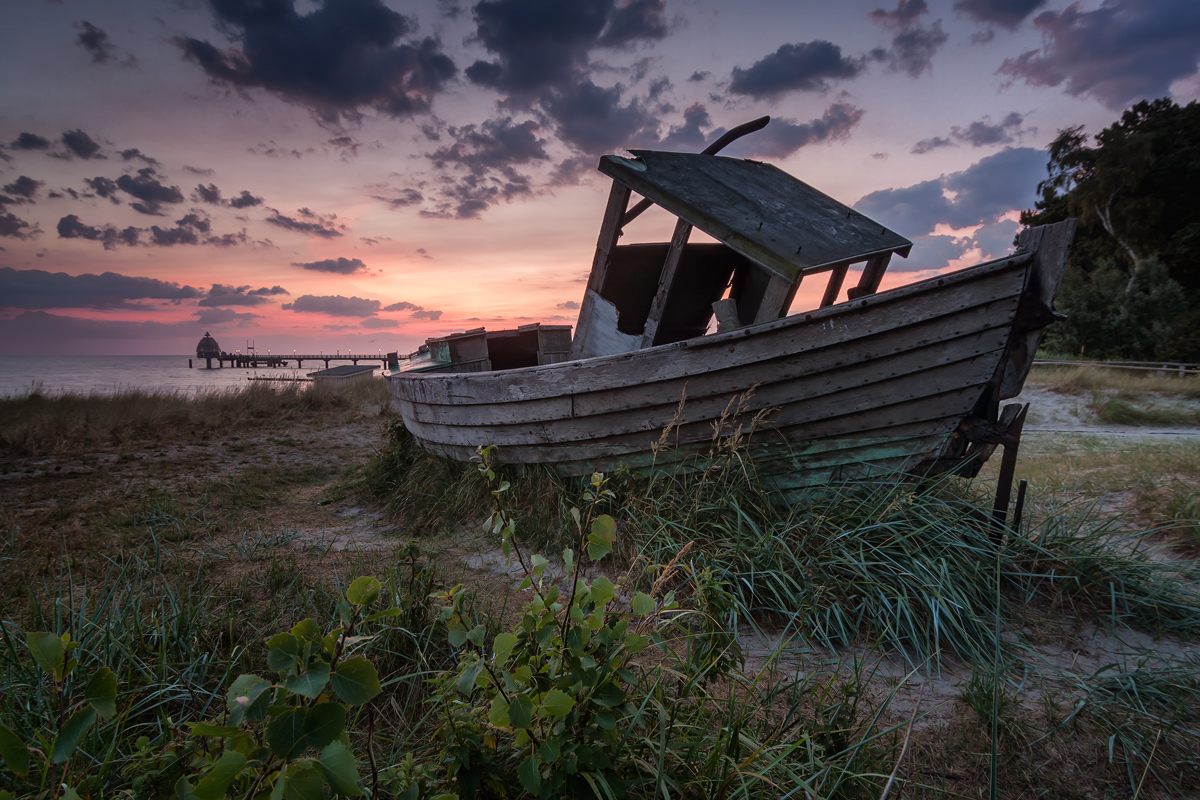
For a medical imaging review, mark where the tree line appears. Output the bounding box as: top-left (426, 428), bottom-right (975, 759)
top-left (1023, 98), bottom-right (1200, 362)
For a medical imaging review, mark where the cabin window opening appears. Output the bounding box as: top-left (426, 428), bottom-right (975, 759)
top-left (485, 329), bottom-right (541, 370)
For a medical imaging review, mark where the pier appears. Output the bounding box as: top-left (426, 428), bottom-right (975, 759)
top-left (193, 352), bottom-right (389, 369)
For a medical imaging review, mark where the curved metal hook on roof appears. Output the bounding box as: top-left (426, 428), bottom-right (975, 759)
top-left (620, 115), bottom-right (771, 230)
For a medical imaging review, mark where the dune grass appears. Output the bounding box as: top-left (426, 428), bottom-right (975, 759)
top-left (1029, 363), bottom-right (1200, 399)
top-left (0, 377), bottom-right (391, 456)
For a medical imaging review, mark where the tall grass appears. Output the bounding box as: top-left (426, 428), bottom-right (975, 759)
top-left (0, 378), bottom-right (391, 455)
top-left (1029, 363), bottom-right (1200, 398)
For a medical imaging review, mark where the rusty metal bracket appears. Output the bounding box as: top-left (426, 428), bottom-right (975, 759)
top-left (991, 403), bottom-right (1030, 543)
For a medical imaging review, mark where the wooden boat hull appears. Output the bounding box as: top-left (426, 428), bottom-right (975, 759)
top-left (387, 239), bottom-right (1063, 490)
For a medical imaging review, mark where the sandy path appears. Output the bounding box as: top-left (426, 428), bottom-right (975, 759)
top-left (1012, 384), bottom-right (1200, 440)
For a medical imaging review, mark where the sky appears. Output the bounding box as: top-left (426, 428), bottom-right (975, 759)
top-left (1, 0), bottom-right (1198, 356)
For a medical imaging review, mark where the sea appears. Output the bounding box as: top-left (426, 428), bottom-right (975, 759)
top-left (0, 355), bottom-right (354, 398)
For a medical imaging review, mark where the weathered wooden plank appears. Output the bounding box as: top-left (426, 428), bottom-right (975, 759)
top-left (569, 181), bottom-right (632, 359)
top-left (597, 151), bottom-right (911, 281)
top-left (389, 258), bottom-right (1028, 406)
top-left (752, 273), bottom-right (795, 324)
top-left (852, 254), bottom-right (892, 297)
top-left (399, 331), bottom-right (1009, 445)
top-left (820, 263), bottom-right (849, 308)
top-left (401, 356), bottom-right (997, 455)
top-left (402, 315), bottom-right (1014, 427)
top-left (641, 218), bottom-right (694, 347)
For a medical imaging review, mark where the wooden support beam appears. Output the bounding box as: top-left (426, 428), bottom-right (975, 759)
top-left (641, 217), bottom-right (693, 347)
top-left (850, 254), bottom-right (891, 299)
top-left (820, 264), bottom-right (849, 308)
top-left (753, 273), bottom-right (796, 324)
top-left (570, 181), bottom-right (632, 359)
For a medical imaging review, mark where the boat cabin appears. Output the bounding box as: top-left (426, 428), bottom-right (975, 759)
top-left (393, 322), bottom-right (573, 374)
top-left (570, 149), bottom-right (913, 359)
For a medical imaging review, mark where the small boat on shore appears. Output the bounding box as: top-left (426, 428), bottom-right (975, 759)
top-left (385, 118), bottom-right (1075, 491)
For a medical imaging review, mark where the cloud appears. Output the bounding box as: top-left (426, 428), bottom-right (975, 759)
top-left (954, 0), bottom-right (1046, 29)
top-left (194, 183), bottom-right (222, 204)
top-left (229, 190), bottom-right (264, 209)
top-left (854, 146), bottom-right (1047, 268)
top-left (912, 136), bottom-right (954, 154)
top-left (383, 301), bottom-right (422, 312)
top-left (412, 309), bottom-right (443, 319)
top-left (176, 0), bottom-right (457, 124)
top-left (193, 307), bottom-right (261, 326)
top-left (116, 168), bottom-right (184, 215)
top-left (284, 294), bottom-right (381, 317)
top-left (61, 129), bottom-right (103, 159)
top-left (423, 116), bottom-right (553, 216)
top-left (687, 70), bottom-right (709, 82)
top-left (724, 103), bottom-right (865, 159)
top-left (361, 317), bottom-right (399, 328)
top-left (868, 0), bottom-right (948, 77)
top-left (76, 21), bottom-right (117, 63)
top-left (120, 148), bottom-right (159, 166)
top-left (0, 212), bottom-right (39, 239)
top-left (56, 212), bottom-right (247, 250)
top-left (265, 208), bottom-right (345, 238)
top-left (373, 188), bottom-right (424, 208)
top-left (728, 40), bottom-right (863, 99)
top-left (10, 133), bottom-right (51, 151)
top-left (556, 300), bottom-right (580, 309)
top-left (0, 266), bottom-right (201, 309)
top-left (249, 285), bottom-right (288, 296)
top-left (951, 111), bottom-right (1028, 146)
top-left (84, 176), bottom-right (121, 201)
top-left (198, 284), bottom-right (275, 307)
top-left (0, 311), bottom-right (195, 352)
top-left (656, 103), bottom-right (712, 151)
top-left (541, 79), bottom-right (656, 154)
top-left (466, 0), bottom-right (668, 96)
top-left (292, 257), bottom-right (368, 274)
top-left (3, 176), bottom-right (43, 201)
top-left (997, 0), bottom-right (1200, 110)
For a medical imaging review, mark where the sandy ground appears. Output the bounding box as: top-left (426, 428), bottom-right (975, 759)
top-left (1014, 384), bottom-right (1200, 440)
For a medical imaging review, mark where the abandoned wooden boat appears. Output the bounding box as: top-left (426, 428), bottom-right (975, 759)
top-left (385, 119), bottom-right (1075, 491)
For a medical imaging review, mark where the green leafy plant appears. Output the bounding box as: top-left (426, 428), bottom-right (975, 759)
top-left (432, 450), bottom-right (662, 799)
top-left (0, 630), bottom-right (119, 800)
top-left (178, 576), bottom-right (394, 799)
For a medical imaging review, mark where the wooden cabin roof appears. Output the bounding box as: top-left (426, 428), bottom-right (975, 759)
top-left (598, 150), bottom-right (912, 281)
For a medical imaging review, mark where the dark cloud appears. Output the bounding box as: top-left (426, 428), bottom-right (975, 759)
top-left (598, 0), bottom-right (669, 48)
top-left (56, 212), bottom-right (246, 250)
top-left (412, 309), bottom-right (442, 320)
top-left (284, 294), bottom-right (381, 317)
top-left (725, 103), bottom-right (865, 159)
top-left (869, 0), bottom-right (929, 29)
top-left (970, 29), bottom-right (996, 44)
top-left (0, 266), bottom-right (201, 309)
top-left (292, 257), bottom-right (368, 274)
top-left (556, 300), bottom-right (580, 309)
top-left (327, 136), bottom-right (361, 157)
top-left (0, 213), bottom-right (41, 239)
top-left (912, 136), bottom-right (954, 154)
top-left (11, 133), bottom-right (51, 151)
top-left (431, 117), bottom-right (549, 173)
top-left (656, 103), bottom-right (712, 151)
top-left (954, 0), bottom-right (1046, 29)
top-left (183, 165), bottom-right (216, 176)
top-left (198, 284), bottom-right (274, 307)
top-left (194, 183), bottom-right (222, 204)
top-left (687, 70), bottom-right (709, 83)
top-left (868, 0), bottom-right (948, 77)
top-left (383, 301), bottom-right (421, 312)
top-left (728, 41), bottom-right (863, 98)
top-left (76, 21), bottom-right (117, 63)
top-left (361, 317), bottom-right (399, 328)
top-left (997, 0), bottom-right (1200, 110)
top-left (229, 190), bottom-right (264, 209)
top-left (84, 176), bottom-right (121, 201)
top-left (248, 285), bottom-right (288, 296)
top-left (61, 129), bottom-right (103, 159)
top-left (120, 148), bottom-right (159, 166)
top-left (265, 208), bottom-right (345, 238)
top-left (3, 176), bottom-right (43, 201)
top-left (542, 80), bottom-right (655, 154)
top-left (372, 188), bottom-right (424, 208)
top-left (115, 168), bottom-right (184, 215)
top-left (466, 0), bottom-right (667, 96)
top-left (193, 307), bottom-right (261, 326)
top-left (176, 0), bottom-right (457, 124)
top-left (854, 147), bottom-right (1047, 269)
top-left (951, 112), bottom-right (1027, 146)
top-left (0, 311), bottom-right (195, 350)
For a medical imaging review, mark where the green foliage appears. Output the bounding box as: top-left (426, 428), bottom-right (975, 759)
top-left (0, 631), bottom-right (119, 798)
top-left (178, 579), bottom-right (393, 800)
